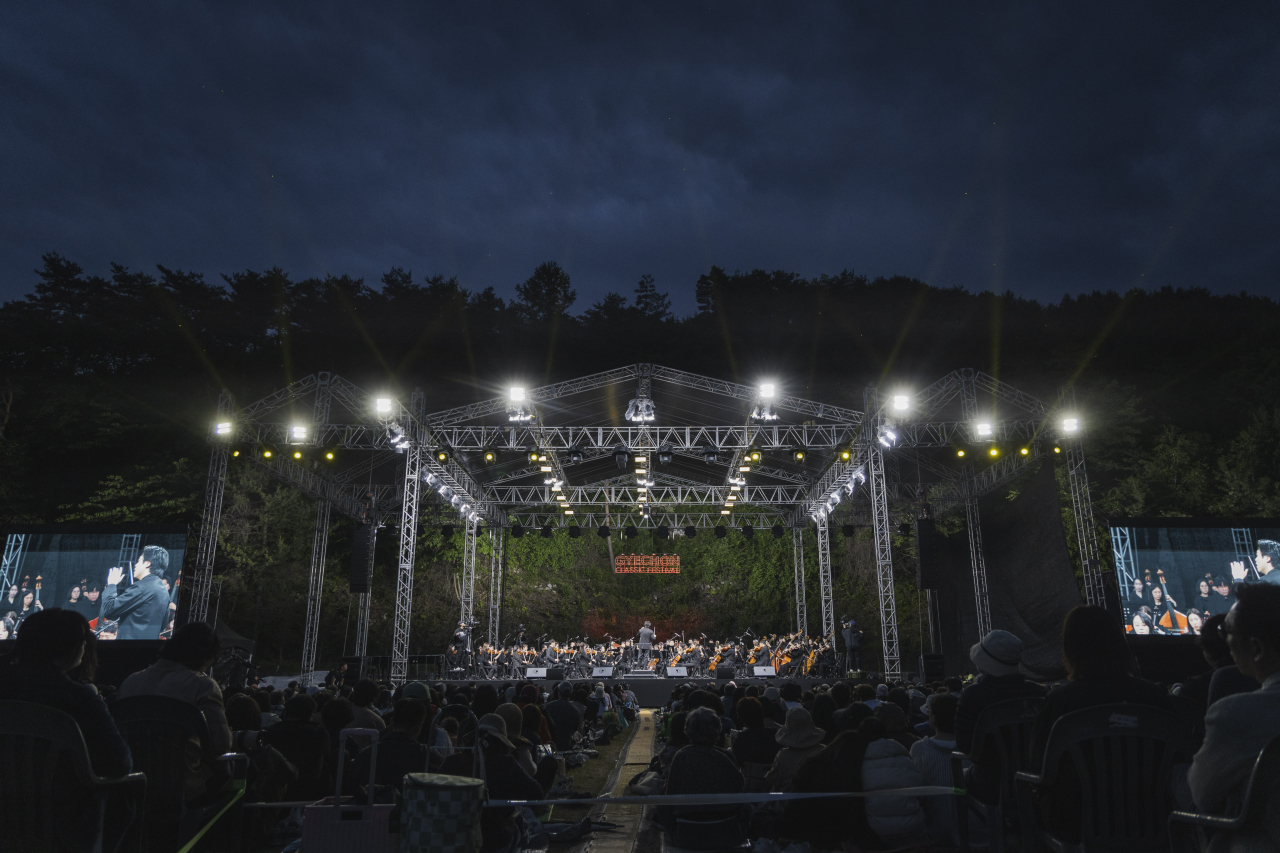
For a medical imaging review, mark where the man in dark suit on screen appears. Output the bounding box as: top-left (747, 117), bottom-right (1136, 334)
top-left (102, 545), bottom-right (172, 640)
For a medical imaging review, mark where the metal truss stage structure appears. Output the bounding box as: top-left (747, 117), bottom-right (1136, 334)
top-left (185, 365), bottom-right (1104, 683)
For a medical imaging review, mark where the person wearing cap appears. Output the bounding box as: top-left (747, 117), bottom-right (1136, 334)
top-left (954, 629), bottom-right (1047, 756)
top-left (766, 707), bottom-right (827, 791)
top-left (440, 713), bottom-right (541, 853)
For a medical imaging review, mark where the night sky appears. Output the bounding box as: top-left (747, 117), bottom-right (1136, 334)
top-left (3, 2), bottom-right (1278, 312)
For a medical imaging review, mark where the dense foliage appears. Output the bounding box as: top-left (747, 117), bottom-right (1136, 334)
top-left (3, 253), bottom-right (1278, 672)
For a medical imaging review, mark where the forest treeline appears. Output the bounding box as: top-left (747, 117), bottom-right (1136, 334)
top-left (2, 253), bottom-right (1279, 672)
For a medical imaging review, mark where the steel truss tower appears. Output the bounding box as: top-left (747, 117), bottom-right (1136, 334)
top-left (487, 528), bottom-right (505, 647)
top-left (459, 516), bottom-right (479, 631)
top-left (867, 442), bottom-right (901, 676)
top-left (355, 592), bottom-right (371, 658)
top-left (300, 500), bottom-right (332, 686)
top-left (1059, 387), bottom-right (1106, 607)
top-left (964, 495), bottom-right (994, 639)
top-left (390, 391), bottom-right (425, 684)
top-left (814, 515), bottom-right (835, 640)
top-left (189, 389), bottom-right (235, 623)
top-left (793, 527), bottom-right (807, 635)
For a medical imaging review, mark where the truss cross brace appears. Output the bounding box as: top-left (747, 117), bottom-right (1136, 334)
top-left (300, 500), bottom-right (331, 686)
top-left (793, 527), bottom-right (807, 636)
top-left (965, 496), bottom-right (994, 639)
top-left (189, 389), bottom-right (235, 623)
top-left (868, 443), bottom-right (902, 678)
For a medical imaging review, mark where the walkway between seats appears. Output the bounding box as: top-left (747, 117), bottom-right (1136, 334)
top-left (583, 709), bottom-right (657, 853)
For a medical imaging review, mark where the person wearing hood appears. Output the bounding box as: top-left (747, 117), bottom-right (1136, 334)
top-left (766, 707), bottom-right (826, 791)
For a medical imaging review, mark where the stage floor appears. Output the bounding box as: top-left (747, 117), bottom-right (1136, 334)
top-left (434, 675), bottom-right (839, 708)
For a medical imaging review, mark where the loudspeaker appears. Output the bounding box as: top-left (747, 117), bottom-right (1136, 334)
top-left (350, 522), bottom-right (376, 593)
top-left (666, 666), bottom-right (689, 678)
top-left (591, 667), bottom-right (615, 678)
top-left (716, 666), bottom-right (735, 680)
top-left (921, 653), bottom-right (945, 681)
top-left (525, 667), bottom-right (548, 679)
top-left (546, 667), bottom-right (565, 680)
top-left (915, 517), bottom-right (941, 589)
top-left (343, 655), bottom-right (365, 681)
top-left (752, 666), bottom-right (777, 677)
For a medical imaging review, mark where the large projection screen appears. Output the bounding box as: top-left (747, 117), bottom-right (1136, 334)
top-left (1110, 518), bottom-right (1280, 637)
top-left (1, 524), bottom-right (189, 641)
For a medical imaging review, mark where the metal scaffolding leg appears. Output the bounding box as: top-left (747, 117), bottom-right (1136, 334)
top-left (793, 527), bottom-right (807, 636)
top-left (868, 444), bottom-right (902, 678)
top-left (355, 592), bottom-right (371, 658)
top-left (1065, 441), bottom-right (1106, 607)
top-left (487, 528), bottom-right (505, 648)
top-left (815, 516), bottom-right (835, 641)
top-left (460, 516), bottom-right (479, 629)
top-left (300, 500), bottom-right (331, 687)
top-left (188, 389), bottom-right (235, 624)
top-left (390, 443), bottom-right (423, 685)
top-left (965, 497), bottom-right (994, 639)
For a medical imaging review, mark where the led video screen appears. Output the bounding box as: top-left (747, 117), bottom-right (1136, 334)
top-left (1110, 519), bottom-right (1280, 636)
top-left (1, 525), bottom-right (189, 641)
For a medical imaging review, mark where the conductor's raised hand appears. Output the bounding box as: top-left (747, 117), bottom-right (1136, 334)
top-left (1231, 560), bottom-right (1247, 581)
top-left (106, 566), bottom-right (125, 586)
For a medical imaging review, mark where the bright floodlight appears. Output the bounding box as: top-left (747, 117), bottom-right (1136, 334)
top-left (291, 425), bottom-right (308, 440)
top-left (509, 387), bottom-right (526, 402)
top-left (760, 383), bottom-right (776, 399)
top-left (976, 422), bottom-right (993, 437)
top-left (892, 394), bottom-right (910, 411)
top-left (376, 398), bottom-right (393, 414)
top-left (1063, 418), bottom-right (1080, 432)
top-left (215, 422), bottom-right (232, 435)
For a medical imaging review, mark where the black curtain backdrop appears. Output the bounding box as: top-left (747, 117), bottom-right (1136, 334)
top-left (932, 461), bottom-right (1082, 679)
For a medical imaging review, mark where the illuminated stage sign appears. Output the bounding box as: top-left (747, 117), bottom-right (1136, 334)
top-left (614, 554), bottom-right (681, 574)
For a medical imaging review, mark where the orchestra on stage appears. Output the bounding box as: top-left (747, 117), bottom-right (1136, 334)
top-left (440, 620), bottom-right (840, 680)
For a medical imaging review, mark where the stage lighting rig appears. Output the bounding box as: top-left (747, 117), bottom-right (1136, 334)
top-left (975, 422), bottom-right (993, 438)
top-left (613, 448), bottom-right (629, 469)
top-left (656, 525), bottom-right (670, 539)
top-left (567, 447), bottom-right (584, 464)
top-left (541, 525), bottom-right (554, 538)
top-left (703, 449), bottom-right (719, 464)
top-left (482, 449), bottom-right (497, 464)
top-left (288, 425), bottom-right (310, 445)
top-left (741, 524), bottom-right (754, 539)
top-left (892, 394), bottom-right (911, 411)
top-left (528, 451), bottom-right (541, 464)
top-left (511, 524), bottom-right (525, 538)
top-left (624, 526), bottom-right (639, 539)
top-left (715, 526), bottom-right (727, 538)
top-left (772, 524), bottom-right (785, 538)
top-left (597, 525), bottom-right (611, 538)
top-left (1061, 417), bottom-right (1080, 433)
top-left (792, 448), bottom-right (807, 463)
top-left (684, 526), bottom-right (697, 538)
top-left (876, 425), bottom-right (897, 448)
top-left (375, 397), bottom-right (394, 415)
top-left (747, 448), bottom-right (762, 463)
top-left (507, 387), bottom-right (535, 423)
top-left (957, 449), bottom-right (966, 458)
top-left (625, 397), bottom-right (656, 422)
top-left (435, 450), bottom-right (450, 463)
top-left (657, 446), bottom-right (673, 465)
top-left (215, 422), bottom-right (233, 437)
top-left (838, 448), bottom-right (852, 462)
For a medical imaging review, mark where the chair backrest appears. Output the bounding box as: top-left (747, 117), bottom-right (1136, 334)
top-left (1040, 703), bottom-right (1193, 850)
top-left (969, 696), bottom-right (1044, 804)
top-left (674, 813), bottom-right (746, 850)
top-left (0, 700), bottom-right (103, 850)
top-left (110, 695), bottom-right (212, 816)
top-left (1239, 734), bottom-right (1280, 829)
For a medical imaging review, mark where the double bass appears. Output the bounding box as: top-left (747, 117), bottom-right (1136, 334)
top-left (1154, 569), bottom-right (1190, 633)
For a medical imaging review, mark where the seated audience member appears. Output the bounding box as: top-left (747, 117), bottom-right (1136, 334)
top-left (658, 707), bottom-right (746, 836)
top-left (441, 714), bottom-right (541, 853)
top-left (1029, 606), bottom-right (1175, 841)
top-left (255, 691), bottom-right (281, 729)
top-left (910, 693), bottom-right (985, 846)
top-left (1176, 614), bottom-right (1238, 719)
top-left (346, 698), bottom-right (431, 795)
top-left (0, 608), bottom-right (135, 853)
top-left (226, 694), bottom-right (297, 802)
top-left (520, 703), bottom-right (545, 747)
top-left (810, 693), bottom-right (839, 745)
top-left (265, 695), bottom-right (330, 800)
top-left (658, 711), bottom-right (690, 774)
top-left (117, 621), bottom-right (232, 802)
top-left (874, 701), bottom-right (918, 750)
top-left (542, 681), bottom-right (584, 751)
top-left (781, 717), bottom-right (929, 850)
top-left (496, 702), bottom-right (540, 779)
top-left (1206, 658), bottom-right (1261, 707)
top-left (731, 697), bottom-right (783, 767)
top-left (954, 629), bottom-right (1047, 755)
top-left (1188, 584), bottom-right (1280, 848)
top-left (766, 707), bottom-right (826, 791)
top-left (319, 696), bottom-right (357, 785)
top-left (349, 678), bottom-right (386, 732)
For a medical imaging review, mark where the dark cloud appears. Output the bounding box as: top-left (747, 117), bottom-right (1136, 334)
top-left (1, 1), bottom-right (1277, 311)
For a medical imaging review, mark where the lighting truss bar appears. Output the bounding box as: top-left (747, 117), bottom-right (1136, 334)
top-left (487, 484), bottom-right (807, 506)
top-left (428, 366), bottom-right (642, 427)
top-left (505, 511), bottom-right (789, 529)
top-left (649, 365), bottom-right (863, 424)
top-left (249, 455), bottom-right (400, 522)
top-left (431, 424), bottom-right (858, 452)
top-left (908, 369), bottom-right (1051, 420)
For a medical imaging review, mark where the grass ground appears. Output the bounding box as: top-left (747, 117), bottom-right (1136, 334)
top-left (546, 724), bottom-right (637, 824)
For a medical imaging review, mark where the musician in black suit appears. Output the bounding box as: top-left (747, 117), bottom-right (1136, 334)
top-left (102, 545), bottom-right (171, 640)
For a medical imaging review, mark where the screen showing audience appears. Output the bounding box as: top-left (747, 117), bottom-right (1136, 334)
top-left (1110, 520), bottom-right (1280, 637)
top-left (1, 525), bottom-right (189, 641)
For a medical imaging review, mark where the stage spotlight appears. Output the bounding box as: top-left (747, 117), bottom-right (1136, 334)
top-left (792, 449), bottom-right (806, 463)
top-left (215, 422), bottom-right (233, 436)
top-left (658, 447), bottom-right (673, 465)
top-left (721, 509), bottom-right (732, 515)
top-left (232, 450), bottom-right (241, 457)
top-left (325, 450), bottom-right (336, 461)
top-left (842, 524), bottom-right (856, 537)
top-left (261, 447), bottom-right (273, 459)
top-left (289, 425), bottom-right (309, 444)
top-left (293, 451), bottom-right (303, 460)
top-left (892, 394), bottom-right (910, 411)
top-left (739, 465), bottom-right (751, 473)
top-left (511, 524), bottom-right (524, 538)
top-left (436, 450), bottom-right (449, 463)
top-left (483, 450), bottom-right (497, 464)
top-left (989, 447), bottom-right (999, 457)
top-left (568, 526), bottom-right (581, 538)
top-left (714, 526), bottom-right (727, 539)
top-left (976, 422), bottom-right (993, 437)
top-left (509, 387), bottom-right (525, 402)
top-left (567, 447), bottom-right (584, 464)
top-left (684, 526), bottom-right (697, 538)
top-left (656, 525), bottom-right (670, 539)
top-left (441, 525), bottom-right (455, 539)
top-left (760, 383), bottom-right (776, 399)
top-left (541, 525), bottom-right (554, 538)
top-left (1053, 446), bottom-right (1062, 454)
top-left (1062, 417), bottom-right (1079, 432)
top-left (597, 525), bottom-right (611, 538)
top-left (957, 449), bottom-right (966, 458)
top-left (528, 451), bottom-right (540, 464)
top-left (876, 425), bottom-right (897, 448)
top-left (741, 524), bottom-right (754, 539)
top-left (747, 448), bottom-right (762, 462)
top-left (839, 449), bottom-right (852, 462)
top-left (772, 524), bottom-right (785, 538)
top-left (624, 526), bottom-right (639, 539)
top-left (376, 398), bottom-right (393, 414)
top-left (703, 449), bottom-right (719, 464)
top-left (1020, 447), bottom-right (1029, 456)
top-left (614, 448), bottom-right (629, 469)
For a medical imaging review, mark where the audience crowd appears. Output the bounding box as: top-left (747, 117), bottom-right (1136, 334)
top-left (3, 584), bottom-right (1279, 852)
